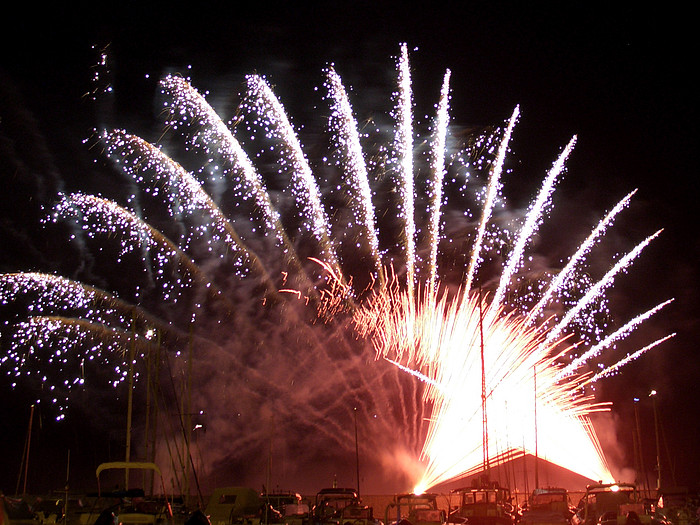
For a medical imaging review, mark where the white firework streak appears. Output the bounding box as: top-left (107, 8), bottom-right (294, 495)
top-left (245, 74), bottom-right (340, 273)
top-left (103, 130), bottom-right (277, 295)
top-left (491, 136), bottom-right (577, 311)
top-left (324, 66), bottom-right (383, 280)
top-left (585, 333), bottom-right (677, 384)
top-left (54, 192), bottom-right (230, 307)
top-left (161, 75), bottom-right (324, 295)
top-left (160, 75), bottom-right (286, 245)
top-left (557, 298), bottom-right (675, 379)
top-left (383, 357), bottom-right (443, 391)
top-left (4, 315), bottom-right (148, 415)
top-left (55, 193), bottom-right (155, 258)
top-left (527, 189), bottom-right (638, 324)
top-left (0, 272), bottom-right (179, 341)
top-left (395, 43), bottom-right (416, 297)
top-left (426, 69), bottom-right (451, 292)
top-left (547, 229), bottom-right (664, 342)
top-left (1, 272), bottom-right (110, 319)
top-left (462, 105), bottom-right (520, 300)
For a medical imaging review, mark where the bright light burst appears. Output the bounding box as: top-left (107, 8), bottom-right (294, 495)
top-left (0, 43), bottom-right (674, 491)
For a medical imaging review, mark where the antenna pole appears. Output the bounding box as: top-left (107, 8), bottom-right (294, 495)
top-left (354, 407), bottom-right (361, 496)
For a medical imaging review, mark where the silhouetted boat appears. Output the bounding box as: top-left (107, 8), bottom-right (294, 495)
top-left (571, 483), bottom-right (670, 525)
top-left (1, 494), bottom-right (40, 525)
top-left (260, 490), bottom-right (309, 525)
top-left (311, 488), bottom-right (380, 525)
top-left (205, 487), bottom-right (262, 525)
top-left (385, 492), bottom-right (447, 525)
top-left (447, 479), bottom-right (517, 525)
top-left (71, 462), bottom-right (173, 525)
top-left (655, 487), bottom-right (695, 525)
top-left (519, 487), bottom-right (574, 525)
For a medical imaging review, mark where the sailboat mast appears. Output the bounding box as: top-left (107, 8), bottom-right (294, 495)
top-left (125, 326), bottom-right (136, 489)
top-left (633, 397), bottom-right (650, 497)
top-left (64, 450), bottom-right (70, 525)
top-left (534, 365), bottom-right (539, 489)
top-left (184, 326), bottom-right (194, 507)
top-left (479, 289), bottom-right (489, 475)
top-left (354, 407), bottom-right (361, 496)
top-left (264, 422), bottom-right (272, 525)
top-left (650, 390), bottom-right (662, 491)
top-left (16, 404), bottom-right (35, 495)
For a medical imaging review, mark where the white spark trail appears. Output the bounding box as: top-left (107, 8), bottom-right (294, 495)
top-left (462, 105), bottom-right (520, 300)
top-left (245, 74), bottom-right (340, 273)
top-left (395, 43), bottom-right (416, 298)
top-left (55, 192), bottom-right (231, 308)
top-left (160, 75), bottom-right (287, 245)
top-left (586, 333), bottom-right (676, 384)
top-left (558, 298), bottom-right (674, 379)
top-left (426, 69), bottom-right (451, 292)
top-left (324, 66), bottom-right (383, 281)
top-left (103, 130), bottom-right (281, 298)
top-left (491, 136), bottom-right (576, 310)
top-left (384, 357), bottom-right (443, 391)
top-left (547, 229), bottom-right (663, 342)
top-left (161, 75), bottom-right (323, 295)
top-left (0, 272), bottom-right (185, 342)
top-left (527, 189), bottom-right (638, 324)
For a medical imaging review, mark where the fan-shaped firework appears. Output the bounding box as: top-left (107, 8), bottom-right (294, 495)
top-left (0, 43), bottom-right (674, 493)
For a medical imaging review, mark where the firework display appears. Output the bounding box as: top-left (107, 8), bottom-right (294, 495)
top-left (0, 43), bottom-right (674, 492)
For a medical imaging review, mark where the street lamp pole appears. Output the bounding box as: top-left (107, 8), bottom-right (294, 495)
top-left (649, 390), bottom-right (661, 492)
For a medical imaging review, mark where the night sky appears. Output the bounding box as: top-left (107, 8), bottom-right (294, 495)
top-left (1, 3), bottom-right (697, 497)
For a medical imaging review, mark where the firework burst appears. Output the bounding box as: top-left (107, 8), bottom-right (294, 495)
top-left (0, 43), bottom-right (673, 493)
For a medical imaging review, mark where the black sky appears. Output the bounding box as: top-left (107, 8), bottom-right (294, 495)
top-left (1, 2), bottom-right (697, 495)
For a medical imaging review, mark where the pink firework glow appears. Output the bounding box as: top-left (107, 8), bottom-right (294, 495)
top-left (0, 44), bottom-right (674, 493)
